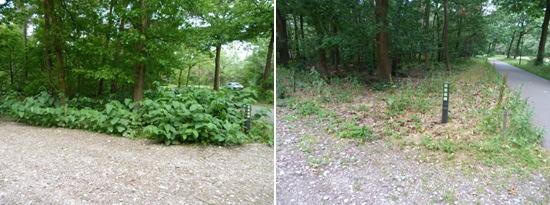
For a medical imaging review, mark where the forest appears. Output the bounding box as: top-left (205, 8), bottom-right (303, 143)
top-left (276, 0), bottom-right (550, 80)
top-left (276, 1), bottom-right (550, 201)
top-left (0, 0), bottom-right (274, 145)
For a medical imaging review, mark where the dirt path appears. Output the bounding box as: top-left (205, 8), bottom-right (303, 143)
top-left (276, 108), bottom-right (550, 204)
top-left (491, 60), bottom-right (550, 148)
top-left (0, 121), bottom-right (273, 204)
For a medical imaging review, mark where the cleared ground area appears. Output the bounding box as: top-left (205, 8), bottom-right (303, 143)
top-left (0, 121), bottom-right (273, 204)
top-left (276, 108), bottom-right (550, 204)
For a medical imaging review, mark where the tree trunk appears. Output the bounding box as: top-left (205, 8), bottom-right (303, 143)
top-left (276, 9), bottom-right (290, 66)
top-left (536, 0), bottom-right (550, 65)
top-left (442, 0), bottom-right (450, 71)
top-left (97, 79), bottom-right (104, 96)
top-left (514, 32), bottom-right (524, 59)
top-left (319, 46), bottom-right (328, 73)
top-left (262, 28), bottom-right (274, 88)
top-left (99, 0), bottom-right (113, 97)
top-left (423, 0), bottom-right (431, 67)
top-left (43, 0), bottom-right (67, 101)
top-left (133, 0), bottom-right (147, 101)
top-left (16, 0), bottom-right (29, 82)
top-left (375, 0), bottom-right (392, 81)
top-left (213, 44), bottom-right (222, 90)
top-left (506, 30), bottom-right (516, 59)
top-left (331, 22), bottom-right (340, 66)
top-left (300, 15), bottom-right (305, 59)
top-left (112, 8), bottom-right (126, 94)
top-left (186, 65), bottom-right (193, 87)
top-left (178, 67), bottom-right (184, 88)
top-left (455, 16), bottom-right (463, 56)
top-left (9, 52), bottom-right (14, 87)
top-left (110, 81), bottom-right (117, 93)
top-left (293, 15), bottom-right (300, 59)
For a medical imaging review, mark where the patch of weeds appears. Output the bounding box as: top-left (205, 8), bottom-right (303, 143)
top-left (283, 114), bottom-right (298, 121)
top-left (410, 97), bottom-right (432, 114)
top-left (421, 135), bottom-right (457, 154)
top-left (409, 114), bottom-right (423, 130)
top-left (248, 119), bottom-right (274, 145)
top-left (476, 91), bottom-right (546, 168)
top-left (372, 81), bottom-right (399, 91)
top-left (298, 135), bottom-right (317, 154)
top-left (307, 155), bottom-right (330, 168)
top-left (352, 103), bottom-right (371, 112)
top-left (337, 122), bottom-right (375, 142)
top-left (320, 90), bottom-right (355, 104)
top-left (442, 190), bottom-right (457, 204)
top-left (293, 101), bottom-right (323, 116)
top-left (383, 121), bottom-right (402, 139)
top-left (385, 89), bottom-right (418, 116)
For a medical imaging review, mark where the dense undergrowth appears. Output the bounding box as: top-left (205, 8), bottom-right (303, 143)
top-left (0, 86), bottom-right (273, 145)
top-left (278, 59), bottom-right (549, 169)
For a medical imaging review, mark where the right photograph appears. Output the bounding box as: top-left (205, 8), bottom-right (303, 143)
top-left (276, 0), bottom-right (550, 204)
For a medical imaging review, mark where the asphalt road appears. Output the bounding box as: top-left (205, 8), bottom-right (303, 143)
top-left (491, 60), bottom-right (550, 149)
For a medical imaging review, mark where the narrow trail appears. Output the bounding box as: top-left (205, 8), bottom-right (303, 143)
top-left (491, 60), bottom-right (550, 149)
top-left (0, 121), bottom-right (273, 204)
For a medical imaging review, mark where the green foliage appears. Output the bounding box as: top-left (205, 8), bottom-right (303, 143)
top-left (293, 101), bottom-right (322, 116)
top-left (337, 122), bottom-right (374, 142)
top-left (480, 91), bottom-right (542, 148)
top-left (0, 87), bottom-right (270, 145)
top-left (501, 58), bottom-right (550, 81)
top-left (372, 82), bottom-right (399, 91)
top-left (421, 136), bottom-right (457, 154)
top-left (140, 87), bottom-right (254, 145)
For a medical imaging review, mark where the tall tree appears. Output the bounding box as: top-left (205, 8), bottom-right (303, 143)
top-left (276, 8), bottom-right (290, 66)
top-left (423, 0), bottom-right (432, 66)
top-left (535, 0), bottom-right (550, 65)
top-left (132, 0), bottom-right (148, 101)
top-left (442, 0), bottom-right (450, 71)
top-left (375, 0), bottom-right (391, 81)
top-left (262, 28), bottom-right (274, 88)
top-left (42, 0), bottom-right (68, 100)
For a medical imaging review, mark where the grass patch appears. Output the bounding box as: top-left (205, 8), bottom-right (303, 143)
top-left (279, 58), bottom-right (550, 170)
top-left (421, 135), bottom-right (458, 154)
top-left (337, 122), bottom-right (375, 142)
top-left (381, 58), bottom-right (549, 169)
top-left (292, 101), bottom-right (324, 116)
top-left (499, 57), bottom-right (550, 81)
top-left (299, 135), bottom-right (317, 154)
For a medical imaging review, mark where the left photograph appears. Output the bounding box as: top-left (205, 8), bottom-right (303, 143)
top-left (0, 0), bottom-right (274, 204)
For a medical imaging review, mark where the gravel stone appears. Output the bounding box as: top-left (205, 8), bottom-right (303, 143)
top-left (0, 121), bottom-right (273, 204)
top-left (276, 108), bottom-right (550, 204)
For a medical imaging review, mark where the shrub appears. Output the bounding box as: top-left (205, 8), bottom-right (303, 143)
top-left (480, 91), bottom-right (542, 147)
top-left (0, 87), bottom-right (267, 145)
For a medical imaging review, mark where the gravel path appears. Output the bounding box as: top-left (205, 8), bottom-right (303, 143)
top-left (491, 60), bottom-right (550, 148)
top-left (0, 121), bottom-right (273, 204)
top-left (276, 108), bottom-right (550, 204)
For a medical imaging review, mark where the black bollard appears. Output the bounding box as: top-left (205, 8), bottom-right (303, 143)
top-left (442, 82), bottom-right (449, 123)
top-left (245, 105), bottom-right (252, 133)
